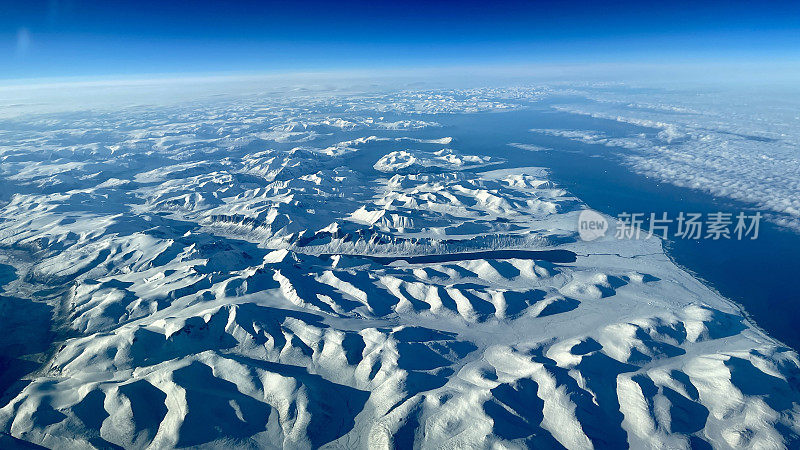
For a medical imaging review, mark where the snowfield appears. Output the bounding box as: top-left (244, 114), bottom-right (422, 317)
top-left (0, 82), bottom-right (799, 449)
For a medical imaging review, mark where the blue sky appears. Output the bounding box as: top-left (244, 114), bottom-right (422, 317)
top-left (2, 0), bottom-right (799, 79)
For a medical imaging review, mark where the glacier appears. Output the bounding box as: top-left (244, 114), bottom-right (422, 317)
top-left (0, 79), bottom-right (799, 449)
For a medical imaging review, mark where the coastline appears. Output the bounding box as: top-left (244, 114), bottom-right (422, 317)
top-left (431, 107), bottom-right (800, 351)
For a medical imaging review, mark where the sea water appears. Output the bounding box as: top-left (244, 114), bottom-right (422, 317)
top-left (426, 107), bottom-right (800, 351)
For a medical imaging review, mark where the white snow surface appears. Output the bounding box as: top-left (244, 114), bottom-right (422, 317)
top-left (0, 82), bottom-right (798, 449)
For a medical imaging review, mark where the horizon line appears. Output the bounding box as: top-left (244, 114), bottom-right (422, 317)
top-left (3, 59), bottom-right (800, 89)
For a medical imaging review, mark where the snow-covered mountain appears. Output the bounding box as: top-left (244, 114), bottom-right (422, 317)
top-left (1, 82), bottom-right (798, 449)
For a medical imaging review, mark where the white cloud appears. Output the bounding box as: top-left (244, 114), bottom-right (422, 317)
top-left (549, 89), bottom-right (800, 232)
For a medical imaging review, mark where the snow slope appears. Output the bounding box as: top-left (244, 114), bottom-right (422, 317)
top-left (0, 82), bottom-right (798, 449)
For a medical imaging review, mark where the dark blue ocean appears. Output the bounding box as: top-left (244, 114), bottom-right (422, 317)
top-left (422, 106), bottom-right (800, 351)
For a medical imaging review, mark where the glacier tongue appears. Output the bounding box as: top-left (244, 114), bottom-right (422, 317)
top-left (0, 84), bottom-right (798, 449)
